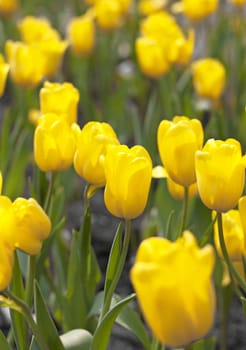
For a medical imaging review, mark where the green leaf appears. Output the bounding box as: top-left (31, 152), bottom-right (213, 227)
top-left (9, 252), bottom-right (29, 350)
top-left (91, 293), bottom-right (135, 350)
top-left (60, 329), bottom-right (92, 350)
top-left (191, 337), bottom-right (216, 350)
top-left (241, 296), bottom-right (246, 316)
top-left (0, 331), bottom-right (11, 350)
top-left (104, 221), bottom-right (123, 297)
top-left (34, 281), bottom-right (65, 350)
top-left (88, 292), bottom-right (150, 350)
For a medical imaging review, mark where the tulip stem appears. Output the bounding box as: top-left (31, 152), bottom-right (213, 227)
top-left (178, 186), bottom-right (189, 237)
top-left (3, 290), bottom-right (49, 350)
top-left (44, 171), bottom-right (56, 213)
top-left (25, 255), bottom-right (36, 307)
top-left (217, 212), bottom-right (246, 293)
top-left (151, 336), bottom-right (165, 350)
top-left (99, 219), bottom-right (132, 323)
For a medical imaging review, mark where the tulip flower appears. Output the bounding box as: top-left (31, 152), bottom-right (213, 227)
top-left (12, 198), bottom-right (51, 255)
top-left (73, 121), bottom-right (120, 186)
top-left (174, 0), bottom-right (218, 21)
top-left (0, 54), bottom-right (9, 97)
top-left (103, 145), bottom-right (152, 219)
top-left (0, 0), bottom-right (19, 16)
top-left (67, 14), bottom-right (95, 57)
top-left (157, 116), bottom-right (204, 187)
top-left (18, 16), bottom-right (60, 44)
top-left (34, 113), bottom-right (78, 172)
top-left (131, 231), bottom-right (215, 347)
top-left (195, 138), bottom-right (246, 212)
top-left (40, 81), bottom-right (80, 125)
top-left (0, 240), bottom-right (14, 291)
top-left (138, 0), bottom-right (168, 15)
top-left (5, 40), bottom-right (46, 88)
top-left (191, 58), bottom-right (226, 101)
top-left (213, 210), bottom-right (246, 261)
top-left (167, 176), bottom-right (198, 201)
top-left (135, 37), bottom-right (170, 78)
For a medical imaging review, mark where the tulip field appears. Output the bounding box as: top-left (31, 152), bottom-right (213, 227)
top-left (0, 0), bottom-right (246, 349)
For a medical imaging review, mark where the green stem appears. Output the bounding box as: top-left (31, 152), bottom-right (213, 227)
top-left (25, 255), bottom-right (36, 307)
top-left (44, 171), bottom-right (56, 213)
top-left (150, 336), bottom-right (165, 350)
top-left (217, 212), bottom-right (246, 293)
top-left (177, 186), bottom-right (189, 238)
top-left (99, 219), bottom-right (132, 323)
top-left (3, 290), bottom-right (49, 350)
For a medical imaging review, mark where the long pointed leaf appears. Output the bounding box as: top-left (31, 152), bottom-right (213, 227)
top-left (91, 293), bottom-right (135, 350)
top-left (0, 331), bottom-right (11, 350)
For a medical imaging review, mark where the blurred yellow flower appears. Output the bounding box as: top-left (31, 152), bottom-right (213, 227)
top-left (229, 0), bottom-right (245, 4)
top-left (104, 145), bottom-right (152, 219)
top-left (136, 11), bottom-right (194, 77)
top-left (136, 37), bottom-right (170, 78)
top-left (158, 116), bottom-right (204, 187)
top-left (0, 240), bottom-right (14, 291)
top-left (173, 0), bottom-right (218, 21)
top-left (195, 138), bottom-right (246, 212)
top-left (213, 210), bottom-right (246, 261)
top-left (191, 58), bottom-right (226, 101)
top-left (5, 40), bottom-right (45, 88)
top-left (34, 113), bottom-right (78, 172)
top-left (40, 81), bottom-right (80, 125)
top-left (67, 14), bottom-right (95, 57)
top-left (73, 121), bottom-right (120, 186)
top-left (18, 16), bottom-right (60, 44)
top-left (0, 0), bottom-right (19, 16)
top-left (0, 54), bottom-right (9, 97)
top-left (94, 0), bottom-right (132, 30)
top-left (12, 198), bottom-right (51, 255)
top-left (138, 0), bottom-right (167, 15)
top-left (130, 231), bottom-right (215, 347)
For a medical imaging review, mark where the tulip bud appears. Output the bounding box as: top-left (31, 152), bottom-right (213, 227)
top-left (34, 113), bottom-right (78, 172)
top-left (191, 58), bottom-right (226, 101)
top-left (40, 81), bottom-right (79, 125)
top-left (195, 138), bottom-right (246, 212)
top-left (12, 198), bottom-right (51, 255)
top-left (158, 116), bottom-right (204, 187)
top-left (67, 15), bottom-right (95, 57)
top-left (181, 0), bottom-right (218, 21)
top-left (73, 121), bottom-right (119, 186)
top-left (0, 0), bottom-right (19, 17)
top-left (131, 231), bottom-right (215, 347)
top-left (104, 144), bottom-right (152, 219)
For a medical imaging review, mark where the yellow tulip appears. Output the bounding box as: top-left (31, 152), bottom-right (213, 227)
top-left (104, 145), bottom-right (152, 219)
top-left (239, 196), bottom-right (246, 252)
top-left (73, 121), bottom-right (120, 186)
top-left (12, 198), bottom-right (51, 255)
top-left (138, 0), bottom-right (167, 15)
top-left (0, 54), bottom-right (9, 97)
top-left (181, 0), bottom-right (218, 21)
top-left (158, 116), bottom-right (204, 187)
top-left (40, 81), bottom-right (80, 125)
top-left (94, 0), bottom-right (131, 30)
top-left (228, 0), bottom-right (245, 5)
top-left (0, 196), bottom-right (17, 247)
top-left (191, 58), bottom-right (226, 101)
top-left (130, 231), bottom-right (215, 347)
top-left (5, 40), bottom-right (45, 88)
top-left (0, 0), bottom-right (19, 16)
top-left (67, 15), bottom-right (95, 57)
top-left (195, 138), bottom-right (246, 212)
top-left (136, 37), bottom-right (170, 78)
top-left (34, 113), bottom-right (78, 172)
top-left (0, 240), bottom-right (14, 291)
top-left (18, 16), bottom-right (60, 44)
top-left (213, 210), bottom-right (246, 261)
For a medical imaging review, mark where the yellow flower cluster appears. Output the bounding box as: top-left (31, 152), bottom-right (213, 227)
top-left (0, 174), bottom-right (51, 291)
top-left (136, 11), bottom-right (194, 78)
top-left (5, 16), bottom-right (68, 88)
